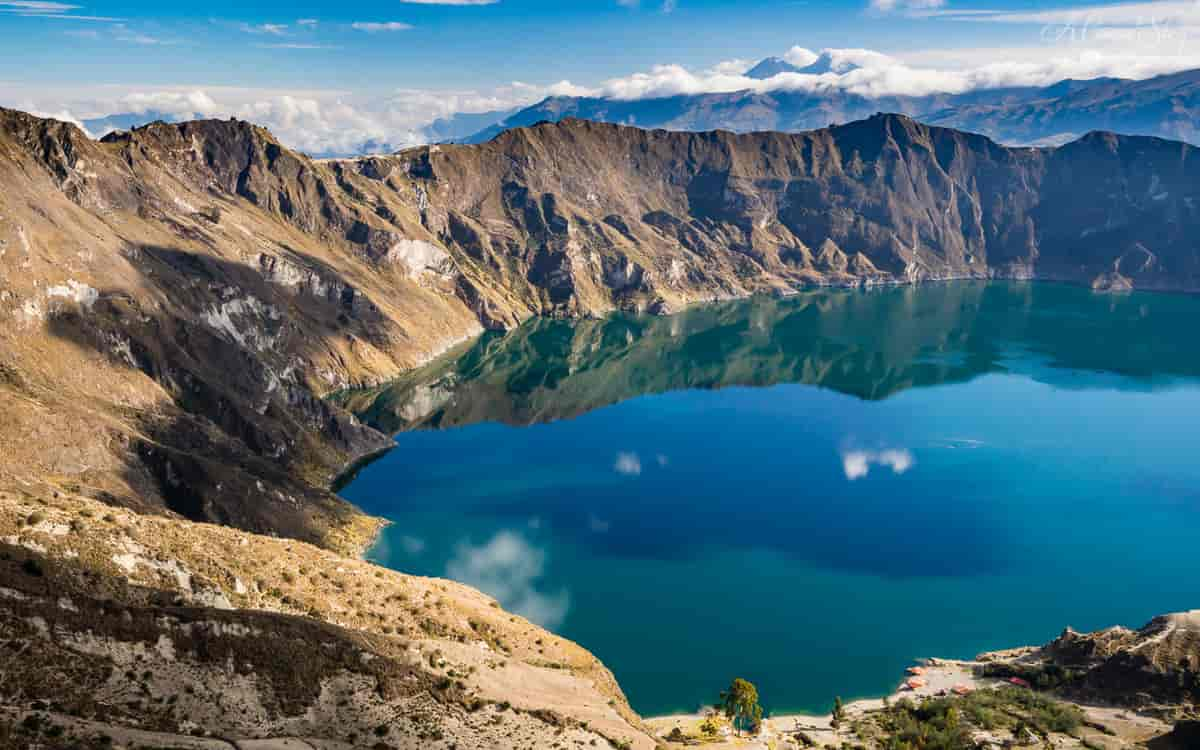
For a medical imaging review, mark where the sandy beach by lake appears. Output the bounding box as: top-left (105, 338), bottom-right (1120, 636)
top-left (644, 658), bottom-right (1000, 749)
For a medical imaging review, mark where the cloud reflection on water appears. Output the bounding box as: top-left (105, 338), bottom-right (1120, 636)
top-left (614, 452), bottom-right (642, 476)
top-left (841, 448), bottom-right (915, 480)
top-left (446, 531), bottom-right (570, 630)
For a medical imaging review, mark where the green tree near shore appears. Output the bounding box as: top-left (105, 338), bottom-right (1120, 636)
top-left (720, 678), bottom-right (763, 736)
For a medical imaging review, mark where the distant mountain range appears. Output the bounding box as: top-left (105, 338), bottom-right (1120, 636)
top-left (75, 64), bottom-right (1200, 155)
top-left (463, 65), bottom-right (1200, 148)
top-left (82, 109), bottom-right (176, 137)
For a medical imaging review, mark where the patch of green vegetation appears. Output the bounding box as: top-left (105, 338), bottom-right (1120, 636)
top-left (978, 661), bottom-right (1083, 691)
top-left (872, 687), bottom-right (1084, 749)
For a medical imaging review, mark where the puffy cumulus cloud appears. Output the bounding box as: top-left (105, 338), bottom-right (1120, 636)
top-left (1, 78), bottom-right (586, 155)
top-left (580, 48), bottom-right (958, 100)
top-left (27, 108), bottom-right (92, 136)
top-left (708, 58), bottom-right (754, 76)
top-left (578, 40), bottom-right (1200, 100)
top-left (783, 46), bottom-right (820, 67)
top-left (841, 449), bottom-right (915, 481)
top-left (120, 90), bottom-right (221, 118)
top-left (234, 95), bottom-right (396, 154)
top-left (446, 532), bottom-right (569, 630)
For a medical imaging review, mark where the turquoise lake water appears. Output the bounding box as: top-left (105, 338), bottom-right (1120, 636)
top-left (338, 282), bottom-right (1200, 717)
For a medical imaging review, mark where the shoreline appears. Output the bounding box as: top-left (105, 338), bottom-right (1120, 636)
top-left (644, 658), bottom-right (1002, 741)
top-left (326, 444), bottom-right (398, 561)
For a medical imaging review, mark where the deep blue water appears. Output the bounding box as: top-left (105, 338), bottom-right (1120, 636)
top-left (339, 282), bottom-right (1200, 716)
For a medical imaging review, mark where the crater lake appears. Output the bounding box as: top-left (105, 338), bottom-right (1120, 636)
top-left (337, 282), bottom-right (1200, 716)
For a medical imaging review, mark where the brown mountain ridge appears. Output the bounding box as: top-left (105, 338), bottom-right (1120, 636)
top-left (2, 107), bottom-right (1199, 549)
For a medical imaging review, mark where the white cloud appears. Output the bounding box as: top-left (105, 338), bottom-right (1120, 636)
top-left (17, 84), bottom-right (505, 153)
top-left (0, 0), bottom-right (77, 9)
top-left (446, 532), bottom-right (569, 629)
top-left (568, 39), bottom-right (1200, 101)
top-left (783, 46), bottom-right (820, 67)
top-left (119, 90), bottom-right (220, 118)
top-left (932, 1), bottom-right (1200, 27)
top-left (869, 0), bottom-right (946, 13)
top-left (351, 21), bottom-right (413, 32)
top-left (708, 58), bottom-right (754, 76)
top-left (0, 0), bottom-right (123, 20)
top-left (296, 18), bottom-right (318, 26)
top-left (238, 22), bottom-right (288, 35)
top-left (841, 449), bottom-right (915, 480)
top-left (258, 43), bottom-right (336, 49)
top-left (614, 452), bottom-right (642, 476)
top-left (617, 0), bottom-right (677, 11)
top-left (111, 23), bottom-right (171, 45)
top-left (27, 108), bottom-right (91, 135)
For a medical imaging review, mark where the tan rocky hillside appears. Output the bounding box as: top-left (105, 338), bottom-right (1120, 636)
top-left (0, 488), bottom-right (656, 749)
top-left (1041, 612), bottom-right (1200, 707)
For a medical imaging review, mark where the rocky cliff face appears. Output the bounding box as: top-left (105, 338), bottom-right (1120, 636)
top-left (979, 612), bottom-right (1200, 714)
top-left (2, 106), bottom-right (1199, 549)
top-left (425, 115), bottom-right (1200, 304)
top-left (1045, 612), bottom-right (1200, 707)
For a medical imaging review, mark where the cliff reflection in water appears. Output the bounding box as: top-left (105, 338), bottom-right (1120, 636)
top-left (342, 282), bottom-right (1200, 435)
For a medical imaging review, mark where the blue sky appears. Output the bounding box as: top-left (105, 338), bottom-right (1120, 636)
top-left (2, 0), bottom-right (1199, 152)
top-left (0, 0), bottom-right (1126, 88)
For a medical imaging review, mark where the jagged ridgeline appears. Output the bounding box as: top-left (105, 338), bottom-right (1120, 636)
top-left (2, 106), bottom-right (1200, 550)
